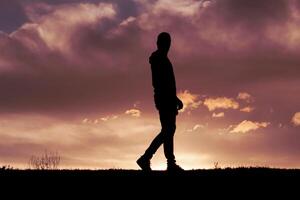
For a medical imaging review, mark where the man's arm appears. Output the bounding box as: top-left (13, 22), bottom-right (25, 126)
top-left (176, 96), bottom-right (183, 110)
top-left (149, 53), bottom-right (160, 91)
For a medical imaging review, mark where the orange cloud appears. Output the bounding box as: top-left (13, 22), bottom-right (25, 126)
top-left (82, 115), bottom-right (118, 123)
top-left (212, 112), bottom-right (224, 118)
top-left (100, 115), bottom-right (118, 122)
top-left (230, 120), bottom-right (270, 134)
top-left (237, 92), bottom-right (253, 102)
top-left (203, 97), bottom-right (239, 111)
top-left (177, 90), bottom-right (202, 112)
top-left (125, 109), bottom-right (141, 117)
top-left (291, 112), bottom-right (300, 126)
top-left (187, 124), bottom-right (205, 132)
top-left (240, 106), bottom-right (255, 113)
top-left (82, 118), bottom-right (89, 123)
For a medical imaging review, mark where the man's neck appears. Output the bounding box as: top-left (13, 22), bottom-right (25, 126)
top-left (157, 49), bottom-right (168, 57)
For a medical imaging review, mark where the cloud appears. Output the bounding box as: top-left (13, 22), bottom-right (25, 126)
top-left (212, 112), bottom-right (224, 118)
top-left (237, 92), bottom-right (253, 103)
top-left (82, 118), bottom-right (101, 124)
top-left (100, 115), bottom-right (118, 122)
top-left (125, 109), bottom-right (141, 117)
top-left (240, 106), bottom-right (255, 113)
top-left (19, 2), bottom-right (117, 53)
top-left (230, 120), bottom-right (270, 134)
top-left (0, 1), bottom-right (145, 114)
top-left (82, 115), bottom-right (119, 123)
top-left (203, 97), bottom-right (239, 111)
top-left (1, 0), bottom-right (300, 169)
top-left (120, 16), bottom-right (136, 26)
top-left (0, 0), bottom-right (300, 116)
top-left (177, 90), bottom-right (202, 112)
top-left (0, 113), bottom-right (157, 169)
top-left (291, 112), bottom-right (300, 126)
top-left (82, 118), bottom-right (89, 123)
top-left (151, 0), bottom-right (204, 17)
top-left (187, 124), bottom-right (205, 132)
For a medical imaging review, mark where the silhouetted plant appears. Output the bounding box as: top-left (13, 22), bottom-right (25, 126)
top-left (1, 165), bottom-right (13, 170)
top-left (214, 162), bottom-right (220, 169)
top-left (29, 150), bottom-right (61, 170)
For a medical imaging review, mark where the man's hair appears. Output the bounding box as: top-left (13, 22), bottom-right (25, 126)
top-left (157, 32), bottom-right (171, 42)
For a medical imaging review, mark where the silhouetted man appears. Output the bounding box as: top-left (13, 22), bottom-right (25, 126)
top-left (137, 32), bottom-right (184, 172)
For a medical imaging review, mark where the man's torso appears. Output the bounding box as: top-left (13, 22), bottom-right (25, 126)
top-left (149, 50), bottom-right (177, 112)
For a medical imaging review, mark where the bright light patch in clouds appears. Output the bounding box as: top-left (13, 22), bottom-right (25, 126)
top-left (291, 112), bottom-right (300, 126)
top-left (203, 97), bottom-right (239, 111)
top-left (177, 90), bottom-right (201, 112)
top-left (212, 112), bottom-right (224, 118)
top-left (82, 115), bottom-right (118, 123)
top-left (125, 109), bottom-right (141, 117)
top-left (100, 115), bottom-right (118, 122)
top-left (120, 16), bottom-right (136, 26)
top-left (240, 106), bottom-right (255, 113)
top-left (237, 92), bottom-right (253, 102)
top-left (82, 118), bottom-right (101, 124)
top-left (187, 124), bottom-right (205, 132)
top-left (202, 0), bottom-right (212, 8)
top-left (153, 0), bottom-right (203, 17)
top-left (230, 120), bottom-right (270, 134)
top-left (82, 118), bottom-right (89, 123)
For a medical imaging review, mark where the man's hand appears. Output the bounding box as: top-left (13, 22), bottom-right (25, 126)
top-left (176, 97), bottom-right (184, 110)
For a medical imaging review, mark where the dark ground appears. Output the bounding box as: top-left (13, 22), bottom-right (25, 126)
top-left (1, 168), bottom-right (299, 196)
top-left (2, 167), bottom-right (300, 177)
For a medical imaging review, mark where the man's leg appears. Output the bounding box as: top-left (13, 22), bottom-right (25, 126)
top-left (140, 110), bottom-right (167, 160)
top-left (137, 112), bottom-right (165, 171)
top-left (161, 110), bottom-right (184, 172)
top-left (160, 111), bottom-right (176, 164)
top-left (143, 110), bottom-right (176, 160)
top-left (138, 110), bottom-right (183, 171)
top-left (143, 131), bottom-right (164, 160)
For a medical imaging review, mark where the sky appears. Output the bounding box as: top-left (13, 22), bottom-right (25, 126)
top-left (0, 0), bottom-right (300, 170)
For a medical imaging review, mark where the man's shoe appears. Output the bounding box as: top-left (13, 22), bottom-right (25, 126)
top-left (136, 156), bottom-right (152, 171)
top-left (167, 163), bottom-right (184, 173)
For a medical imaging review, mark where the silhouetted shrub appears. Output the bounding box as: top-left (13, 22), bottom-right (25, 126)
top-left (1, 165), bottom-right (13, 170)
top-left (29, 150), bottom-right (60, 170)
top-left (214, 162), bottom-right (220, 169)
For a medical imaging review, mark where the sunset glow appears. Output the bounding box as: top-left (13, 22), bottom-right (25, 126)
top-left (0, 0), bottom-right (299, 169)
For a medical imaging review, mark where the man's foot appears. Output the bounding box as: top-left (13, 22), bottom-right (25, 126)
top-left (136, 156), bottom-right (152, 171)
top-left (167, 163), bottom-right (184, 173)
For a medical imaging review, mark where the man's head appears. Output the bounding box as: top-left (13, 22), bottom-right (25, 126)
top-left (157, 32), bottom-right (171, 53)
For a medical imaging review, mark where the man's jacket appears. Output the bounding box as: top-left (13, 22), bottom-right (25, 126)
top-left (149, 50), bottom-right (180, 112)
